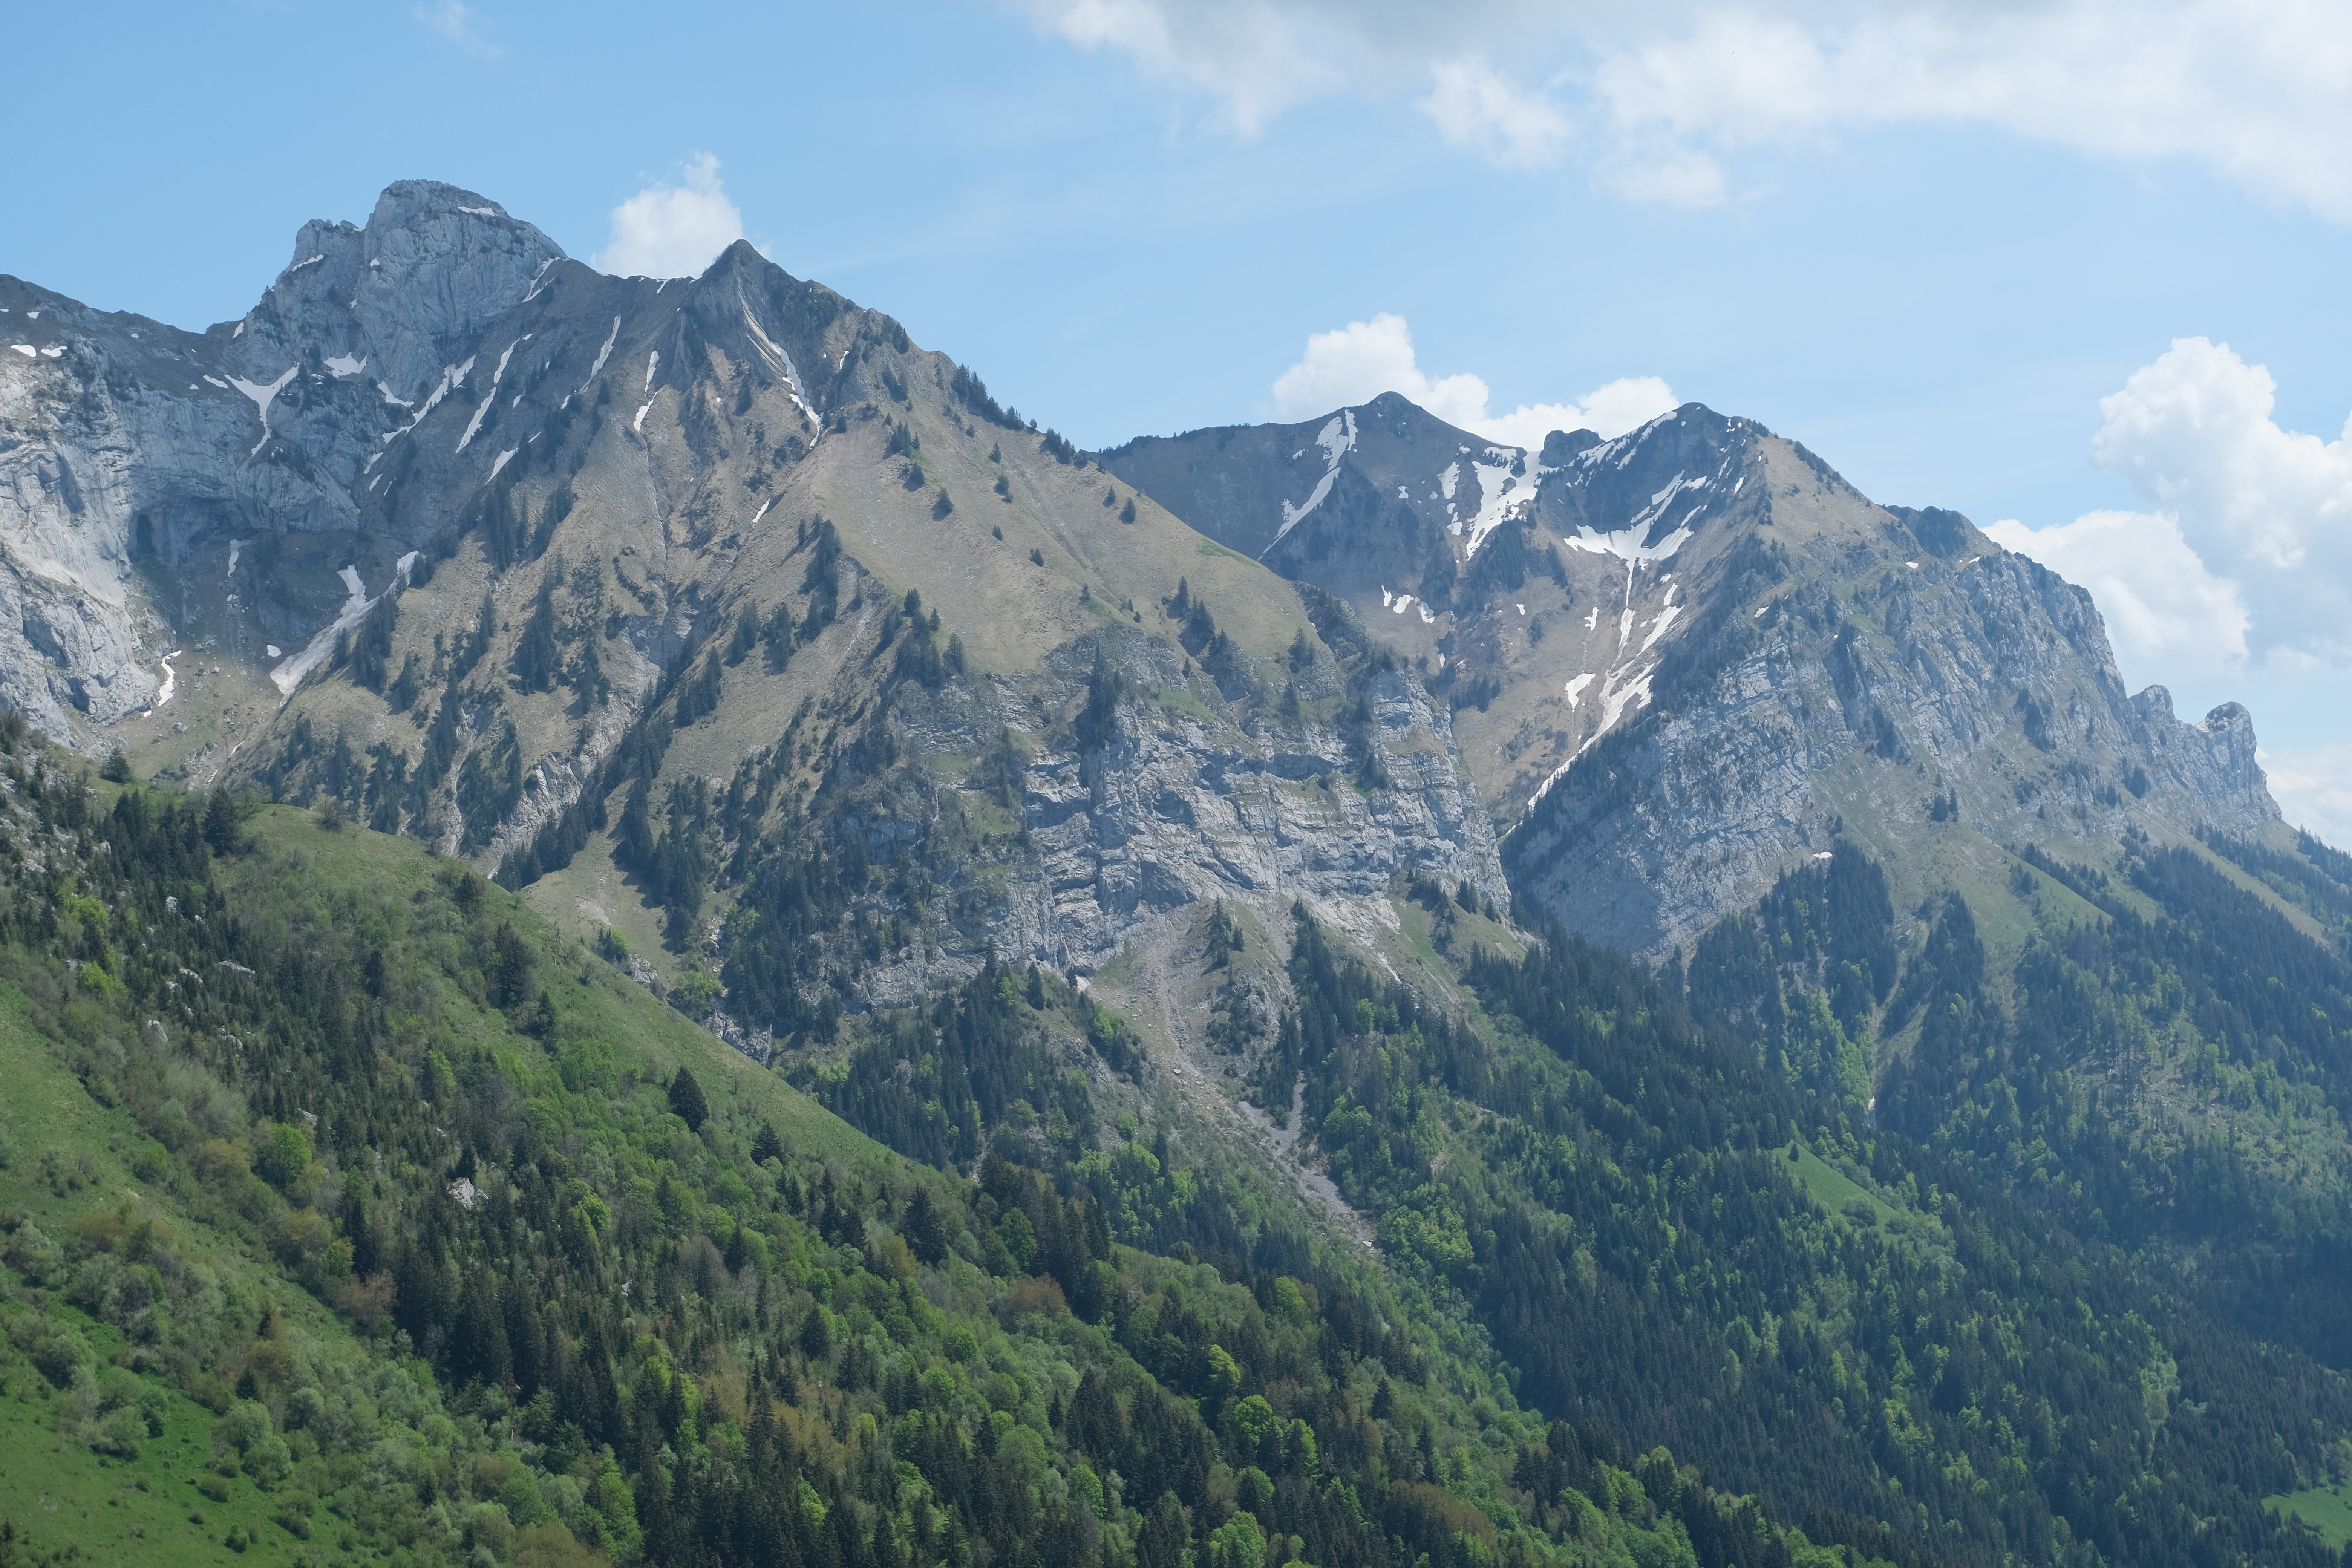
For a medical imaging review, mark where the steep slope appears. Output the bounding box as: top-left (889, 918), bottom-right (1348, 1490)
top-left (0, 183), bottom-right (567, 738)
top-left (1105, 402), bottom-right (2280, 958)
top-left (1, 184), bottom-right (1510, 1062)
top-left (0, 714), bottom-right (1885, 1568)
top-left (1247, 893), bottom-right (2352, 1568)
top-left (16, 178), bottom-right (2352, 1568)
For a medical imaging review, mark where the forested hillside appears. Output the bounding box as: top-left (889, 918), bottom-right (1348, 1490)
top-left (11, 175), bottom-right (2352, 1568)
top-left (1203, 900), bottom-right (2342, 1568)
top-left (0, 719), bottom-right (1871, 1568)
top-left (1680, 837), bottom-right (2352, 1372)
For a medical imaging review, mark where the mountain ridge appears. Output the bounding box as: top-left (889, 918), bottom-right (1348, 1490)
top-left (1105, 397), bottom-right (2280, 958)
top-left (6, 178), bottom-right (2352, 1568)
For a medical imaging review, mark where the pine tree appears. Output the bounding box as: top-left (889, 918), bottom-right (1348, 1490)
top-left (343, 591), bottom-right (399, 692)
top-left (204, 787), bottom-right (239, 855)
top-left (904, 1188), bottom-right (948, 1264)
top-left (727, 607), bottom-right (760, 666)
top-left (1138, 1493), bottom-right (1189, 1568)
top-left (668, 1066), bottom-right (709, 1130)
top-left (388, 652), bottom-right (423, 712)
top-left (1075, 647), bottom-right (1121, 753)
top-left (512, 578), bottom-right (559, 694)
top-left (761, 601), bottom-right (796, 670)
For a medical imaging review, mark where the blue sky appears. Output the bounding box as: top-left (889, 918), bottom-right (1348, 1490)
top-left (12, 0), bottom-right (2352, 838)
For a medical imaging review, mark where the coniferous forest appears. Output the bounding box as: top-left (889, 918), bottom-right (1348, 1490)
top-left (9, 707), bottom-right (2352, 1568)
top-left (0, 718), bottom-right (1882, 1568)
top-left (12, 158), bottom-right (2352, 1568)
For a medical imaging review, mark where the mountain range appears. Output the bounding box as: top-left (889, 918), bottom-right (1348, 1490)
top-left (1, 181), bottom-right (2349, 1568)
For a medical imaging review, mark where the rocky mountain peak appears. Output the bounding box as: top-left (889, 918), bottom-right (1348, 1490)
top-left (1111, 395), bottom-right (2283, 957)
top-left (225, 179), bottom-right (568, 405)
top-left (0, 178), bottom-right (2295, 996)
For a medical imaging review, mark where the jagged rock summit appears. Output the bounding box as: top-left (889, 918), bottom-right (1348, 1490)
top-left (0, 183), bottom-right (570, 733)
top-left (0, 178), bottom-right (2287, 1000)
top-left (1107, 398), bottom-right (2280, 957)
top-left (1, 181), bottom-right (1517, 1061)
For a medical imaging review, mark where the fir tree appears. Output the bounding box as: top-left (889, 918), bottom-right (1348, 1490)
top-left (512, 577), bottom-right (560, 694)
top-left (668, 1065), bottom-right (710, 1130)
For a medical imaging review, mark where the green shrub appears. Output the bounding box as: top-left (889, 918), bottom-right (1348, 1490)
top-left (3, 1222), bottom-right (62, 1285)
top-left (94, 1403), bottom-right (148, 1456)
top-left (26, 1315), bottom-right (91, 1386)
top-left (253, 1121), bottom-right (312, 1190)
top-left (222, 1398), bottom-right (274, 1453)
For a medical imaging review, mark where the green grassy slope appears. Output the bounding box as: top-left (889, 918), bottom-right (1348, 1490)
top-left (0, 723), bottom-right (1870, 1568)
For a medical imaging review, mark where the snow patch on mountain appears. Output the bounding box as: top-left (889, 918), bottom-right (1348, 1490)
top-left (271, 565), bottom-right (374, 697)
top-left (1272, 410), bottom-right (1356, 548)
top-left (225, 366), bottom-right (298, 456)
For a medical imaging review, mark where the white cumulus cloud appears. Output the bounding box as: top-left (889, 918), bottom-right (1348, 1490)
top-left (1986, 339), bottom-right (2352, 842)
top-left (2091, 338), bottom-right (2352, 666)
top-left (1269, 312), bottom-right (1677, 446)
top-left (1969, 339), bottom-right (2352, 684)
top-left (2262, 743), bottom-right (2352, 854)
top-left (593, 154), bottom-right (747, 280)
top-left (1022, 0), bottom-right (2352, 222)
top-left (1983, 509), bottom-right (2250, 678)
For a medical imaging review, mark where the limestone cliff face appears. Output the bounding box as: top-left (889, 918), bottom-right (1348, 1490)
top-left (0, 183), bottom-right (1516, 1052)
top-left (844, 619), bottom-right (1508, 1016)
top-left (1112, 401), bottom-right (2282, 958)
top-left (1502, 421), bottom-right (2278, 956)
top-left (3, 182), bottom-right (2285, 1005)
top-left (0, 180), bottom-right (847, 750)
top-left (1015, 635), bottom-right (1501, 965)
top-left (0, 183), bottom-right (569, 738)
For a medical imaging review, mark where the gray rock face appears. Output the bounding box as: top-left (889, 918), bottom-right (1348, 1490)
top-left (999, 634), bottom-right (1504, 972)
top-left (0, 182), bottom-right (562, 742)
top-left (1104, 392), bottom-right (1530, 616)
top-left (1112, 400), bottom-right (2284, 957)
top-left (2, 181), bottom-right (1522, 1060)
top-left (822, 612), bottom-right (1508, 1021)
top-left (0, 181), bottom-right (846, 749)
top-left (3, 180), bottom-right (2282, 1003)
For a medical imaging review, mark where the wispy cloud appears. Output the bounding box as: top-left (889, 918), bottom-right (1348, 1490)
top-left (1024, 0), bottom-right (2352, 221)
top-left (415, 0), bottom-right (503, 61)
top-left (1420, 60), bottom-right (1571, 170)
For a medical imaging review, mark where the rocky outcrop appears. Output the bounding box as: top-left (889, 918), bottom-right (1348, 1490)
top-left (1113, 400), bottom-right (2283, 957)
top-left (0, 181), bottom-right (1525, 1043)
top-left (819, 609), bottom-right (1508, 1018)
top-left (0, 181), bottom-right (848, 751)
top-left (999, 631), bottom-right (1504, 972)
top-left (3, 180), bottom-right (2285, 999)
